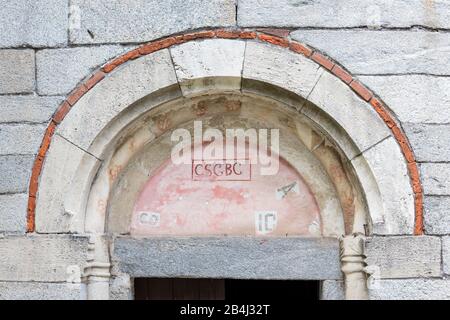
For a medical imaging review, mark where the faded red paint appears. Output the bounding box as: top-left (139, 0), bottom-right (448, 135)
top-left (131, 156), bottom-right (321, 236)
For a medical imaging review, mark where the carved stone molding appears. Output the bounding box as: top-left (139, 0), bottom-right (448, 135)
top-left (83, 234), bottom-right (111, 300)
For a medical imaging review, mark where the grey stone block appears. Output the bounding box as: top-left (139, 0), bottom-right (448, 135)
top-left (0, 49), bottom-right (35, 94)
top-left (0, 0), bottom-right (68, 48)
top-left (443, 237), bottom-right (450, 276)
top-left (0, 155), bottom-right (34, 193)
top-left (36, 46), bottom-right (131, 95)
top-left (110, 274), bottom-right (132, 300)
top-left (0, 193), bottom-right (27, 233)
top-left (404, 123), bottom-right (450, 162)
top-left (320, 280), bottom-right (345, 300)
top-left (443, 236), bottom-right (450, 276)
top-left (0, 282), bottom-right (86, 300)
top-left (291, 30), bottom-right (450, 75)
top-left (365, 236), bottom-right (441, 278)
top-left (420, 163), bottom-right (450, 196)
top-left (0, 235), bottom-right (89, 282)
top-left (70, 0), bottom-right (236, 44)
top-left (369, 279), bottom-right (450, 300)
top-left (327, 278), bottom-right (450, 299)
top-left (359, 76), bottom-right (450, 124)
top-left (238, 0), bottom-right (450, 29)
top-left (0, 124), bottom-right (46, 155)
top-left (424, 196), bottom-right (450, 235)
top-left (114, 237), bottom-right (341, 280)
top-left (0, 95), bottom-right (63, 123)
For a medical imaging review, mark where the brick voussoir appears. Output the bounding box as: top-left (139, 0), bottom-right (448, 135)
top-left (289, 41), bottom-right (313, 57)
top-left (257, 33), bottom-right (289, 47)
top-left (26, 28), bottom-right (424, 235)
top-left (138, 37), bottom-right (178, 55)
top-left (66, 85), bottom-right (88, 106)
top-left (391, 125), bottom-right (416, 163)
top-left (414, 193), bottom-right (424, 235)
top-left (102, 49), bottom-right (141, 73)
top-left (37, 122), bottom-right (56, 158)
top-left (52, 101), bottom-right (71, 124)
top-left (84, 71), bottom-right (105, 90)
top-left (26, 195), bottom-right (36, 232)
top-left (29, 154), bottom-right (44, 199)
top-left (369, 97), bottom-right (397, 129)
top-left (311, 51), bottom-right (335, 70)
top-left (331, 65), bottom-right (353, 84)
top-left (350, 80), bottom-right (373, 101)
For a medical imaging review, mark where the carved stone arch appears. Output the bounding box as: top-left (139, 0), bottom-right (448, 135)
top-left (27, 30), bottom-right (423, 299)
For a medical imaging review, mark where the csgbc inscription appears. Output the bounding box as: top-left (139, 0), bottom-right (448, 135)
top-left (192, 159), bottom-right (251, 181)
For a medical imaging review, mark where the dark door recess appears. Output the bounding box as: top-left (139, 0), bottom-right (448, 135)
top-left (134, 278), bottom-right (319, 300)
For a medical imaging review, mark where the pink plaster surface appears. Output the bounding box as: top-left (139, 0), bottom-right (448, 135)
top-left (131, 157), bottom-right (321, 236)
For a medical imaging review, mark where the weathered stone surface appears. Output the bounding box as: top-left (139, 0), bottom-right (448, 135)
top-left (109, 274), bottom-right (132, 300)
top-left (359, 76), bottom-right (450, 124)
top-left (57, 50), bottom-right (180, 156)
top-left (291, 30), bottom-right (450, 75)
top-left (0, 95), bottom-right (63, 123)
top-left (238, 0), bottom-right (450, 29)
top-left (70, 0), bottom-right (235, 44)
top-left (243, 41), bottom-right (323, 99)
top-left (35, 134), bottom-right (99, 233)
top-left (0, 155), bottom-right (34, 193)
top-left (114, 237), bottom-right (341, 280)
top-left (171, 39), bottom-right (245, 95)
top-left (350, 154), bottom-right (385, 230)
top-left (300, 100), bottom-right (360, 160)
top-left (404, 123), bottom-right (450, 162)
top-left (306, 71), bottom-right (390, 153)
top-left (0, 282), bottom-right (86, 300)
top-left (365, 236), bottom-right (441, 278)
top-left (322, 278), bottom-right (450, 300)
top-left (241, 78), bottom-right (307, 111)
top-left (420, 163), bottom-right (450, 196)
top-left (424, 196), bottom-right (450, 235)
top-left (320, 280), bottom-right (344, 300)
top-left (0, 235), bottom-right (89, 282)
top-left (443, 237), bottom-right (450, 276)
top-left (352, 137), bottom-right (415, 235)
top-left (369, 279), bottom-right (450, 300)
top-left (0, 124), bottom-right (46, 155)
top-left (0, 0), bottom-right (68, 48)
top-left (36, 46), bottom-right (131, 95)
top-left (0, 193), bottom-right (27, 233)
top-left (0, 50), bottom-right (34, 94)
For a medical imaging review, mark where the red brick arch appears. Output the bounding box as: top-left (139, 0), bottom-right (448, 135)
top-left (27, 28), bottom-right (424, 235)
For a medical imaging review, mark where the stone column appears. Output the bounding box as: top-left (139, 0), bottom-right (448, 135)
top-left (340, 234), bottom-right (368, 300)
top-left (84, 234), bottom-right (111, 300)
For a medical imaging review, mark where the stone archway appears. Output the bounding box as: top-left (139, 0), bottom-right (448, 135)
top-left (27, 30), bottom-right (422, 300)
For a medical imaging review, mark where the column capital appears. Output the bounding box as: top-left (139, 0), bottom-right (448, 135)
top-left (339, 234), bottom-right (368, 300)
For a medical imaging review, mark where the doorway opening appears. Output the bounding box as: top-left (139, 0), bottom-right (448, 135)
top-left (134, 278), bottom-right (320, 300)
